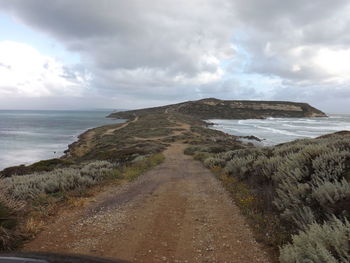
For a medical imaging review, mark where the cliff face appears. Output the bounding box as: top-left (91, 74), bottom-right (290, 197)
top-left (109, 98), bottom-right (327, 119)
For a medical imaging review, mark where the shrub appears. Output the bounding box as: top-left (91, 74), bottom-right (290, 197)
top-left (225, 155), bottom-right (256, 179)
top-left (2, 161), bottom-right (115, 200)
top-left (0, 187), bottom-right (24, 212)
top-left (311, 150), bottom-right (348, 182)
top-left (203, 157), bottom-right (226, 168)
top-left (279, 217), bottom-right (350, 263)
top-left (0, 191), bottom-right (20, 250)
top-left (80, 160), bottom-right (114, 180)
top-left (184, 145), bottom-right (229, 156)
top-left (199, 132), bottom-right (350, 260)
top-left (184, 146), bottom-right (204, 155)
top-left (271, 143), bottom-right (350, 227)
top-left (312, 178), bottom-right (350, 207)
top-left (260, 156), bottom-right (284, 180)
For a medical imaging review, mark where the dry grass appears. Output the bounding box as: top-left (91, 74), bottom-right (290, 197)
top-left (0, 227), bottom-right (15, 251)
top-left (66, 197), bottom-right (92, 208)
top-left (0, 187), bottom-right (25, 212)
top-left (0, 186), bottom-right (24, 250)
top-left (122, 153), bottom-right (165, 181)
top-left (22, 217), bottom-right (45, 237)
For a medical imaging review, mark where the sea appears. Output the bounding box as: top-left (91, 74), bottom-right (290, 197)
top-left (1, 111), bottom-right (350, 171)
top-left (209, 114), bottom-right (350, 146)
top-left (0, 110), bottom-right (125, 170)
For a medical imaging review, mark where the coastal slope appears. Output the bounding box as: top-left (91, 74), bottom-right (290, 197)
top-left (108, 98), bottom-right (327, 120)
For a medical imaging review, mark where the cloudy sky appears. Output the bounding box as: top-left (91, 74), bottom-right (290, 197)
top-left (0, 0), bottom-right (349, 112)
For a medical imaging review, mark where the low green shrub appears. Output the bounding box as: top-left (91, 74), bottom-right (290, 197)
top-left (279, 217), bottom-right (350, 263)
top-left (203, 157), bottom-right (226, 168)
top-left (2, 161), bottom-right (115, 200)
top-left (184, 146), bottom-right (209, 155)
top-left (199, 132), bottom-right (350, 260)
top-left (312, 178), bottom-right (350, 207)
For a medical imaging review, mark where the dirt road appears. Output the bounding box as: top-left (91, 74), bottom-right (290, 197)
top-left (24, 143), bottom-right (270, 263)
top-left (104, 115), bottom-right (139, 136)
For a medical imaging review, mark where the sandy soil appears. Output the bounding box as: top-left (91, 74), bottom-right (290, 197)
top-left (23, 143), bottom-right (270, 263)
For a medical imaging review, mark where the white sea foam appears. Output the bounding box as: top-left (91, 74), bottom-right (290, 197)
top-left (208, 114), bottom-right (350, 146)
top-left (256, 125), bottom-right (309, 137)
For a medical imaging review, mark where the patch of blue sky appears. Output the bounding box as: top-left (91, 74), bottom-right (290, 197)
top-left (218, 35), bottom-right (282, 99)
top-left (0, 13), bottom-right (80, 64)
top-left (219, 31), bottom-right (254, 80)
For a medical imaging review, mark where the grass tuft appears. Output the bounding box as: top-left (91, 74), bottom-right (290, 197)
top-left (122, 153), bottom-right (165, 181)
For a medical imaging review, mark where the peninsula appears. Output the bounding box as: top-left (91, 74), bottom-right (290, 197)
top-left (109, 98), bottom-right (327, 119)
top-left (2, 98), bottom-right (347, 263)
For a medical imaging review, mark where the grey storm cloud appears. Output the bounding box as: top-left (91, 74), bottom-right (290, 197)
top-left (232, 0), bottom-right (350, 80)
top-left (0, 0), bottom-right (235, 73)
top-left (0, 0), bottom-right (350, 111)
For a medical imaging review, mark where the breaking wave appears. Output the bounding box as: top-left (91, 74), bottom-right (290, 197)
top-left (208, 114), bottom-right (350, 146)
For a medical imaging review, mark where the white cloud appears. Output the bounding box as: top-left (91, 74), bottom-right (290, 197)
top-left (314, 48), bottom-right (350, 82)
top-left (0, 0), bottom-right (235, 102)
top-left (1, 0), bottom-right (350, 112)
top-left (0, 41), bottom-right (88, 97)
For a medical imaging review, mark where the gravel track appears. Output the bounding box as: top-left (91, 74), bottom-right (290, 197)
top-left (24, 143), bottom-right (270, 263)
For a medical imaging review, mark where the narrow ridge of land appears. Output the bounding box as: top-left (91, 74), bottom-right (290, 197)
top-left (23, 142), bottom-right (270, 263)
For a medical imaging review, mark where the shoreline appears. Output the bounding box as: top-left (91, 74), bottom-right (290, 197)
top-left (0, 118), bottom-right (127, 173)
top-left (1, 101), bottom-right (349, 262)
top-left (207, 113), bottom-right (350, 146)
top-left (2, 113), bottom-right (349, 173)
top-left (0, 99), bottom-right (328, 172)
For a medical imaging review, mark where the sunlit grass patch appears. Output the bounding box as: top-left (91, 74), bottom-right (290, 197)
top-left (122, 153), bottom-right (165, 181)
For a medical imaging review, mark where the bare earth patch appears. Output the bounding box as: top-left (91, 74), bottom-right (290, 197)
top-left (23, 143), bottom-right (270, 263)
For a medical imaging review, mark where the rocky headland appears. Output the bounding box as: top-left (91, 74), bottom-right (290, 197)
top-left (108, 98), bottom-right (327, 120)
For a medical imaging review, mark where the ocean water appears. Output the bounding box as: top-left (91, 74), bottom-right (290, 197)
top-left (0, 110), bottom-right (125, 170)
top-left (209, 114), bottom-right (350, 146)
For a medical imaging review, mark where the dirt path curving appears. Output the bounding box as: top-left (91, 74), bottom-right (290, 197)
top-left (104, 115), bottom-right (139, 136)
top-left (24, 143), bottom-right (270, 263)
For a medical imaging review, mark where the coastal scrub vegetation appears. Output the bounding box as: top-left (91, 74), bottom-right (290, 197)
top-left (0, 153), bottom-right (164, 250)
top-left (186, 132), bottom-right (350, 262)
top-left (2, 161), bottom-right (114, 201)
